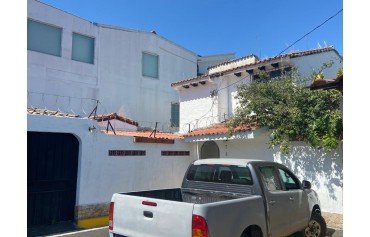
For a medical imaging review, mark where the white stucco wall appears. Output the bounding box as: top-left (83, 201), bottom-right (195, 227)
top-left (192, 133), bottom-right (343, 214)
top-left (27, 0), bottom-right (100, 115)
top-left (28, 0), bottom-right (198, 126)
top-left (97, 25), bottom-right (197, 125)
top-left (28, 114), bottom-right (196, 206)
top-left (178, 82), bottom-right (219, 133)
top-left (291, 50), bottom-right (343, 83)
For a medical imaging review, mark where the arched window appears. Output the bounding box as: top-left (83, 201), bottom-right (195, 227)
top-left (200, 141), bottom-right (220, 159)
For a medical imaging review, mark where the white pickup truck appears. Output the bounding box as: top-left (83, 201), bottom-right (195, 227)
top-left (109, 159), bottom-right (326, 237)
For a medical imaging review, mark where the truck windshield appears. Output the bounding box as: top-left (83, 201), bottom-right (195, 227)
top-left (186, 164), bottom-right (253, 185)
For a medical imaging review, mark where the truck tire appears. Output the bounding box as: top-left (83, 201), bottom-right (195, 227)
top-left (303, 214), bottom-right (327, 237)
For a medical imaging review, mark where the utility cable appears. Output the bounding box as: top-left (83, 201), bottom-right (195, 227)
top-left (277, 9), bottom-right (343, 56)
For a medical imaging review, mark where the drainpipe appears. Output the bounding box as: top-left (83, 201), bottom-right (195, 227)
top-left (196, 141), bottom-right (200, 160)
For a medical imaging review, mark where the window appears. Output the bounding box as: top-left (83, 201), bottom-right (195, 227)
top-left (72, 33), bottom-right (95, 64)
top-left (27, 19), bottom-right (62, 56)
top-left (142, 52), bottom-right (159, 78)
top-left (171, 103), bottom-right (180, 127)
top-left (186, 164), bottom-right (253, 185)
top-left (278, 168), bottom-right (301, 190)
top-left (259, 166), bottom-right (282, 191)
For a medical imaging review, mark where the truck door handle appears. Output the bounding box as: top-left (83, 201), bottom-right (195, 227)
top-left (289, 197), bottom-right (294, 201)
top-left (143, 211), bottom-right (153, 218)
top-left (269, 200), bottom-right (276, 205)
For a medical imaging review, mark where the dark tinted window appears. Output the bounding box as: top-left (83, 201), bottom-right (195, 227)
top-left (186, 164), bottom-right (253, 185)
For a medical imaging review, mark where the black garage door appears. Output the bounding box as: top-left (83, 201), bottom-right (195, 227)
top-left (28, 132), bottom-right (79, 227)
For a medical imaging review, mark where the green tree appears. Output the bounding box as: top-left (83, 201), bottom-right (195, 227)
top-left (228, 71), bottom-right (342, 154)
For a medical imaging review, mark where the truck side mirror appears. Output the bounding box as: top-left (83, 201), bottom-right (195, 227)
top-left (302, 180), bottom-right (311, 189)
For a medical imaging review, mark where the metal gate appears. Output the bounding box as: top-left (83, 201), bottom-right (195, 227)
top-left (27, 132), bottom-right (79, 227)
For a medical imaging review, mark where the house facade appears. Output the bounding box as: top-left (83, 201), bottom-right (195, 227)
top-left (27, 0), bottom-right (234, 229)
top-left (171, 47), bottom-right (343, 226)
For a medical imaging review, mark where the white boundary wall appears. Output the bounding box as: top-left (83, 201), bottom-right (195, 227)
top-left (28, 114), bottom-right (196, 206)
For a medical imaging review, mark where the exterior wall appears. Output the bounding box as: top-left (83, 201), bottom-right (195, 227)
top-left (97, 25), bottom-right (197, 124)
top-left (178, 82), bottom-right (219, 133)
top-left (28, 114), bottom-right (196, 222)
top-left (27, 0), bottom-right (99, 114)
top-left (197, 54), bottom-right (235, 75)
top-left (291, 51), bottom-right (343, 82)
top-left (193, 133), bottom-right (343, 214)
top-left (219, 73), bottom-right (253, 117)
top-left (28, 0), bottom-right (198, 125)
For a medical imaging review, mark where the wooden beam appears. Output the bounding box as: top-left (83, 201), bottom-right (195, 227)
top-left (258, 65), bottom-right (266, 71)
top-left (271, 62), bottom-right (279, 68)
top-left (234, 72), bottom-right (242, 77)
top-left (246, 69), bottom-right (254, 74)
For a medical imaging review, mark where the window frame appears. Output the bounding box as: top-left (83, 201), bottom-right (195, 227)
top-left (142, 51), bottom-right (159, 79)
top-left (170, 102), bottom-right (180, 127)
top-left (258, 165), bottom-right (283, 192)
top-left (27, 18), bottom-right (63, 57)
top-left (71, 32), bottom-right (95, 64)
top-left (276, 166), bottom-right (302, 191)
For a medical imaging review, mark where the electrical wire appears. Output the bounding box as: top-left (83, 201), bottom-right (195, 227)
top-left (277, 9), bottom-right (343, 56)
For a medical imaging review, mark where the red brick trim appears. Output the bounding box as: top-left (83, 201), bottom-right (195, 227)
top-left (108, 150), bottom-right (146, 156)
top-left (161, 151), bottom-right (190, 156)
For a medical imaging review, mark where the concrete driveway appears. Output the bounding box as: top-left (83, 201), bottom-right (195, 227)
top-left (46, 226), bottom-right (343, 237)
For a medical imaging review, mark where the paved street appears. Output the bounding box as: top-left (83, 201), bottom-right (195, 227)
top-left (46, 226), bottom-right (343, 237)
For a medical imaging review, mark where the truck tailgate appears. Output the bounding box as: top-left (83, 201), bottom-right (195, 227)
top-left (111, 193), bottom-right (194, 237)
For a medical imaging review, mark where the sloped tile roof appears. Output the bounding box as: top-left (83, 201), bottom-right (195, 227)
top-left (172, 46), bottom-right (338, 87)
top-left (105, 130), bottom-right (182, 139)
top-left (183, 122), bottom-right (257, 137)
top-left (94, 113), bottom-right (139, 126)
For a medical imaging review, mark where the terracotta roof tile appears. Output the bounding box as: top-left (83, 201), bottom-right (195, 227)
top-left (207, 54), bottom-right (259, 70)
top-left (172, 46), bottom-right (337, 87)
top-left (105, 130), bottom-right (182, 140)
top-left (183, 122), bottom-right (257, 137)
top-left (310, 75), bottom-right (343, 90)
top-left (94, 113), bottom-right (139, 126)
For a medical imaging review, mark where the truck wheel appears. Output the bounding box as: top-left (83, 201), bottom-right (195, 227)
top-left (303, 214), bottom-right (327, 237)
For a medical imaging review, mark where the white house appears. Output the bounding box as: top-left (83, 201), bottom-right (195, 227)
top-left (171, 47), bottom-right (343, 227)
top-left (27, 0), bottom-right (234, 229)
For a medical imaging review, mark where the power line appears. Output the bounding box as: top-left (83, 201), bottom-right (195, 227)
top-left (277, 9), bottom-right (343, 56)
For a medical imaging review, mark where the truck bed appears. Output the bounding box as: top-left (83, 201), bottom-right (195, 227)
top-left (123, 188), bottom-right (249, 204)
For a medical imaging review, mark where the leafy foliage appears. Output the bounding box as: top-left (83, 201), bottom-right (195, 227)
top-left (228, 71), bottom-right (342, 154)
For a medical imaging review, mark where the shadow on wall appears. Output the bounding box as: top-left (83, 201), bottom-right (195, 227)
top-left (274, 142), bottom-right (343, 203)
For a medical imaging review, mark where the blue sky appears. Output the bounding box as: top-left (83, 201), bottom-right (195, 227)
top-left (41, 0), bottom-right (343, 58)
